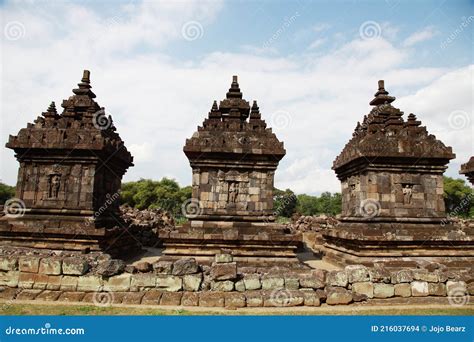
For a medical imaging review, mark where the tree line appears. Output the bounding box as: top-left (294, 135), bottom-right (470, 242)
top-left (0, 176), bottom-right (472, 218)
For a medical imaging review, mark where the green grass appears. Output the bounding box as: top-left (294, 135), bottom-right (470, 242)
top-left (1, 303), bottom-right (472, 316)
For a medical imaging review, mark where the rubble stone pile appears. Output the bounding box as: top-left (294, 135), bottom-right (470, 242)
top-left (120, 205), bottom-right (175, 247)
top-left (289, 215), bottom-right (339, 233)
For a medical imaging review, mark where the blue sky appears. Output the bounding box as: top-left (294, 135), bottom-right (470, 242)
top-left (0, 0), bottom-right (473, 194)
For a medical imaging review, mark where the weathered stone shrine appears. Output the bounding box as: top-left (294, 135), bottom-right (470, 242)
top-left (0, 71), bottom-right (139, 256)
top-left (460, 157), bottom-right (474, 186)
top-left (159, 76), bottom-right (301, 265)
top-left (323, 80), bottom-right (474, 266)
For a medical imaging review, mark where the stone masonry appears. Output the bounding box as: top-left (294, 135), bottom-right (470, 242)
top-left (0, 71), bottom-right (139, 256)
top-left (159, 76), bottom-right (301, 265)
top-left (0, 248), bottom-right (471, 308)
top-left (460, 157), bottom-right (474, 186)
top-left (323, 80), bottom-right (474, 266)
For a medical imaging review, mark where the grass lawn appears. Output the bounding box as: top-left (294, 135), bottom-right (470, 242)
top-left (1, 302), bottom-right (473, 316)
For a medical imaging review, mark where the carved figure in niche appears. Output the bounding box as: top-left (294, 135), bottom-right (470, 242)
top-left (48, 174), bottom-right (61, 198)
top-left (402, 184), bottom-right (413, 205)
top-left (349, 183), bottom-right (356, 198)
top-left (228, 182), bottom-right (239, 203)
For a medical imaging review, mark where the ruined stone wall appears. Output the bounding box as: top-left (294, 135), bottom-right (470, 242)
top-left (341, 171), bottom-right (445, 218)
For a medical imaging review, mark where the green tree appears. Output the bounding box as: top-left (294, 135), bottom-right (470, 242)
top-left (273, 188), bottom-right (297, 217)
top-left (443, 176), bottom-right (473, 217)
top-left (295, 192), bottom-right (342, 216)
top-left (0, 183), bottom-right (15, 204)
top-left (296, 194), bottom-right (319, 216)
top-left (120, 178), bottom-right (192, 217)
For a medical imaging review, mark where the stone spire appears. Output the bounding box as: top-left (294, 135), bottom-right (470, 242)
top-left (73, 70), bottom-right (96, 98)
top-left (249, 100), bottom-right (261, 120)
top-left (218, 75), bottom-right (250, 121)
top-left (62, 70), bottom-right (100, 118)
top-left (208, 100), bottom-right (221, 119)
top-left (406, 113), bottom-right (421, 126)
top-left (369, 80), bottom-right (395, 106)
top-left (42, 101), bottom-right (58, 118)
top-left (226, 75), bottom-right (243, 99)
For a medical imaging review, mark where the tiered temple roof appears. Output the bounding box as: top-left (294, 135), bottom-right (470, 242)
top-left (460, 157), bottom-right (474, 185)
top-left (333, 80), bottom-right (455, 171)
top-left (183, 76), bottom-right (285, 161)
top-left (6, 70), bottom-right (133, 168)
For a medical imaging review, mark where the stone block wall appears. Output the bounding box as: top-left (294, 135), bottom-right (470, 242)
top-left (0, 251), bottom-right (471, 308)
top-left (193, 168), bottom-right (274, 216)
top-left (341, 171), bottom-right (445, 218)
top-left (16, 162), bottom-right (96, 211)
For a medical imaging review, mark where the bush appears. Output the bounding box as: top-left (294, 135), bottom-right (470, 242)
top-left (444, 176), bottom-right (473, 218)
top-left (0, 183), bottom-right (15, 205)
top-left (121, 178), bottom-right (191, 218)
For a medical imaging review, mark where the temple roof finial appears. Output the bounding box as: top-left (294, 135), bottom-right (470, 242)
top-left (43, 101), bottom-right (58, 118)
top-left (72, 69), bottom-right (96, 98)
top-left (48, 101), bottom-right (57, 113)
top-left (208, 100), bottom-right (221, 119)
top-left (226, 75), bottom-right (242, 99)
top-left (369, 79), bottom-right (395, 106)
top-left (250, 100), bottom-right (261, 120)
top-left (82, 70), bottom-right (90, 83)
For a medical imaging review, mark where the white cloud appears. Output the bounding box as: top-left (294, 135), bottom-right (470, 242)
top-left (402, 26), bottom-right (437, 47)
top-left (0, 1), bottom-right (471, 196)
top-left (129, 142), bottom-right (154, 163)
top-left (397, 65), bottom-right (474, 179)
top-left (307, 38), bottom-right (326, 50)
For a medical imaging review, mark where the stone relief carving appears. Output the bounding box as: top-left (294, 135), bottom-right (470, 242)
top-left (48, 174), bottom-right (61, 198)
top-left (402, 184), bottom-right (413, 205)
top-left (215, 170), bottom-right (249, 209)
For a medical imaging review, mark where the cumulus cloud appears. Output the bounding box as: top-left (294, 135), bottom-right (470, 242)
top-left (402, 26), bottom-right (437, 47)
top-left (307, 38), bottom-right (326, 50)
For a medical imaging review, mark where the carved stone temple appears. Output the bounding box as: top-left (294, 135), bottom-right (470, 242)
top-left (323, 80), bottom-right (474, 266)
top-left (0, 71), bottom-right (139, 256)
top-left (159, 76), bottom-right (301, 265)
top-left (460, 157), bottom-right (474, 186)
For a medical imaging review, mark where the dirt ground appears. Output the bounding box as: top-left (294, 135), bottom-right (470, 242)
top-left (1, 299), bottom-right (472, 316)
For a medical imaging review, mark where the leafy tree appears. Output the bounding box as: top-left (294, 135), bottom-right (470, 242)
top-left (273, 188), bottom-right (297, 217)
top-left (120, 178), bottom-right (192, 217)
top-left (0, 183), bottom-right (15, 204)
top-left (443, 176), bottom-right (473, 218)
top-left (296, 194), bottom-right (319, 216)
top-left (295, 192), bottom-right (342, 216)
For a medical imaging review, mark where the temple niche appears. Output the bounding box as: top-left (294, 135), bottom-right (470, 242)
top-left (0, 71), bottom-right (139, 257)
top-left (159, 76), bottom-right (301, 265)
top-left (323, 80), bottom-right (474, 267)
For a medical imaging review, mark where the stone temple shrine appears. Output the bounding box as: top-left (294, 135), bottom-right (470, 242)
top-left (0, 71), bottom-right (138, 257)
top-left (159, 76), bottom-right (301, 265)
top-left (460, 157), bottom-right (474, 186)
top-left (323, 80), bottom-right (474, 266)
